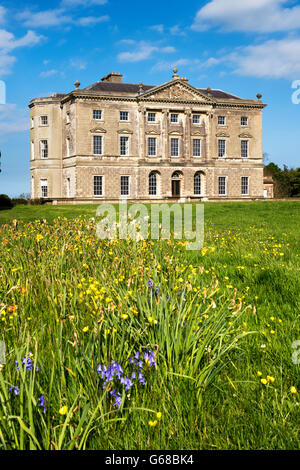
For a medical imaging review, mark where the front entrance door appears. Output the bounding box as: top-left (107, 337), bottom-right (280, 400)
top-left (172, 180), bottom-right (180, 198)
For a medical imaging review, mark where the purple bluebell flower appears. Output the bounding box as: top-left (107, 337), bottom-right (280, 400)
top-left (138, 372), bottom-right (146, 385)
top-left (144, 351), bottom-right (156, 367)
top-left (155, 285), bottom-right (160, 294)
top-left (148, 279), bottom-right (154, 288)
top-left (9, 385), bottom-right (20, 396)
top-left (38, 395), bottom-right (46, 414)
top-left (114, 392), bottom-right (122, 408)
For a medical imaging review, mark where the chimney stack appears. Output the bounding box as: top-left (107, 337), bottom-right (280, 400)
top-left (101, 72), bottom-right (123, 83)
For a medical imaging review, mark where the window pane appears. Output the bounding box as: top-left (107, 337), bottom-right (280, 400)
top-left (194, 173), bottom-right (201, 195)
top-left (171, 138), bottom-right (179, 157)
top-left (241, 140), bottom-right (248, 158)
top-left (192, 115), bottom-right (200, 124)
top-left (40, 116), bottom-right (48, 125)
top-left (40, 179), bottom-right (48, 198)
top-left (241, 116), bottom-right (248, 126)
top-left (120, 111), bottom-right (129, 121)
top-left (241, 177), bottom-right (249, 195)
top-left (148, 113), bottom-right (156, 122)
top-left (93, 110), bottom-right (102, 120)
top-left (218, 177), bottom-right (226, 195)
top-left (121, 176), bottom-right (129, 196)
top-left (170, 113), bottom-right (178, 123)
top-left (218, 140), bottom-right (226, 157)
top-left (120, 136), bottom-right (129, 156)
top-left (93, 136), bottom-right (102, 155)
top-left (148, 137), bottom-right (156, 156)
top-left (94, 176), bottom-right (103, 196)
top-left (193, 139), bottom-right (201, 157)
top-left (149, 172), bottom-right (157, 195)
top-left (218, 116), bottom-right (225, 125)
top-left (40, 140), bottom-right (48, 158)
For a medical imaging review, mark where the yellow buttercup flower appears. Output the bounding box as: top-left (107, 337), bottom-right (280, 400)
top-left (290, 386), bottom-right (297, 394)
top-left (261, 378), bottom-right (268, 385)
top-left (82, 326), bottom-right (89, 333)
top-left (59, 406), bottom-right (68, 415)
top-left (156, 412), bottom-right (162, 420)
top-left (121, 314), bottom-right (128, 320)
top-left (266, 376), bottom-right (275, 383)
top-left (148, 420), bottom-right (158, 427)
top-left (257, 371), bottom-right (262, 377)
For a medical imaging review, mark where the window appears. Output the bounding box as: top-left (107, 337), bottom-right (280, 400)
top-left (121, 176), bottom-right (129, 196)
top-left (120, 111), bottom-right (129, 121)
top-left (241, 116), bottom-right (248, 126)
top-left (148, 112), bottom-right (156, 122)
top-left (149, 172), bottom-right (157, 196)
top-left (194, 173), bottom-right (202, 196)
top-left (193, 139), bottom-right (201, 157)
top-left (218, 139), bottom-right (226, 158)
top-left (93, 135), bottom-right (103, 155)
top-left (66, 138), bottom-right (70, 157)
top-left (218, 116), bottom-right (226, 126)
top-left (148, 137), bottom-right (157, 156)
top-left (218, 177), bottom-right (227, 196)
top-left (40, 179), bottom-right (48, 198)
top-left (66, 112), bottom-right (70, 124)
top-left (241, 140), bottom-right (248, 158)
top-left (93, 110), bottom-right (102, 120)
top-left (120, 136), bottom-right (129, 156)
top-left (94, 176), bottom-right (103, 196)
top-left (192, 115), bottom-right (201, 124)
top-left (40, 140), bottom-right (48, 158)
top-left (31, 141), bottom-right (34, 160)
top-left (171, 138), bottom-right (179, 157)
top-left (40, 115), bottom-right (48, 126)
top-left (170, 113), bottom-right (178, 123)
top-left (31, 117), bottom-right (34, 128)
top-left (241, 176), bottom-right (249, 195)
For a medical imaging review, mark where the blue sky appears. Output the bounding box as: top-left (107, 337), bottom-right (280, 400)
top-left (0, 0), bottom-right (300, 197)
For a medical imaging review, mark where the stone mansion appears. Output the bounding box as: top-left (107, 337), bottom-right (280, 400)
top-left (29, 68), bottom-right (267, 203)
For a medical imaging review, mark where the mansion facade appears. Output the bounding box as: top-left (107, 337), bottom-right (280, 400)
top-left (29, 68), bottom-right (267, 203)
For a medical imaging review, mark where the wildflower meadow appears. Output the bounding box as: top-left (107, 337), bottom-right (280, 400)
top-left (0, 201), bottom-right (299, 450)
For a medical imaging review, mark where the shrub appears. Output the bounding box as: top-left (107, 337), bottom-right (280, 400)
top-left (0, 194), bottom-right (13, 210)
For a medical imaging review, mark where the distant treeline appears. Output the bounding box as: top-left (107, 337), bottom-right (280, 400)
top-left (265, 163), bottom-right (300, 198)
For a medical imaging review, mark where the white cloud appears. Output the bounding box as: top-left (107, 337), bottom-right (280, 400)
top-left (150, 24), bottom-right (164, 34)
top-left (118, 41), bottom-right (175, 63)
top-left (0, 6), bottom-right (6, 24)
top-left (61, 0), bottom-right (107, 6)
top-left (18, 7), bottom-right (110, 29)
top-left (76, 15), bottom-right (109, 26)
top-left (170, 25), bottom-right (185, 36)
top-left (18, 9), bottom-right (72, 28)
top-left (69, 58), bottom-right (87, 70)
top-left (0, 29), bottom-right (44, 52)
top-left (40, 69), bottom-right (59, 78)
top-left (192, 0), bottom-right (300, 33)
top-left (0, 29), bottom-right (44, 76)
top-left (228, 37), bottom-right (300, 79)
top-left (0, 104), bottom-right (29, 135)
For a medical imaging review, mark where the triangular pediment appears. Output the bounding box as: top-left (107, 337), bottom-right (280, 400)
top-left (139, 80), bottom-right (214, 103)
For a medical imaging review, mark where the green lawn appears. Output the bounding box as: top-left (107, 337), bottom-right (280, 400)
top-left (0, 201), bottom-right (299, 450)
